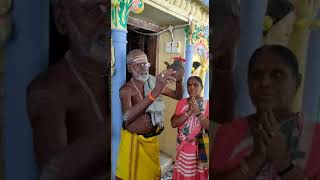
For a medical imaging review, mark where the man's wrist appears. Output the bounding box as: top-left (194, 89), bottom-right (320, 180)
top-left (151, 89), bottom-right (161, 98)
top-left (147, 92), bottom-right (156, 101)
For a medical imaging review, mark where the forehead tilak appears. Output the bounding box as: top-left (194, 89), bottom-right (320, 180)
top-left (128, 55), bottom-right (148, 64)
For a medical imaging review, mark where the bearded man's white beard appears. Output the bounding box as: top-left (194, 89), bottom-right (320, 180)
top-left (131, 69), bottom-right (149, 83)
top-left (136, 73), bottom-right (149, 82)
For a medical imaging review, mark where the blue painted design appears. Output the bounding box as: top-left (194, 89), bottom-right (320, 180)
top-left (204, 26), bottom-right (209, 39)
top-left (111, 29), bottom-right (128, 177)
top-left (204, 71), bottom-right (209, 100)
top-left (183, 44), bottom-right (194, 98)
top-left (302, 21), bottom-right (320, 122)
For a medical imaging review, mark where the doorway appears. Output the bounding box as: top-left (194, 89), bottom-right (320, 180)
top-left (126, 25), bottom-right (158, 80)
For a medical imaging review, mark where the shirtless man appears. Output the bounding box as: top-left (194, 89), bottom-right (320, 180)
top-left (115, 49), bottom-right (184, 180)
top-left (26, 0), bottom-right (109, 179)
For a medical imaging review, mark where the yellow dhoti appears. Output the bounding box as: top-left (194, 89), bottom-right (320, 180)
top-left (115, 129), bottom-right (161, 180)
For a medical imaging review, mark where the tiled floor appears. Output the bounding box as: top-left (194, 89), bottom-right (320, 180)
top-left (161, 163), bottom-right (174, 180)
top-left (160, 152), bottom-right (174, 180)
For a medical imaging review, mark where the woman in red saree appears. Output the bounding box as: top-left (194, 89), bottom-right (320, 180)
top-left (210, 1), bottom-right (319, 179)
top-left (211, 44), bottom-right (320, 180)
top-left (171, 76), bottom-right (209, 180)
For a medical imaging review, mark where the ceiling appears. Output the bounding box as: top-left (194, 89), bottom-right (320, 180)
top-left (129, 3), bottom-right (188, 27)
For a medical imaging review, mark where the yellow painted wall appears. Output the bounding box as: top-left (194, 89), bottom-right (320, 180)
top-left (157, 28), bottom-right (186, 159)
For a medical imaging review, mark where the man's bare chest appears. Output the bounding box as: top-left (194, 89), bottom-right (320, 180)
top-left (129, 84), bottom-right (145, 104)
top-left (65, 84), bottom-right (108, 140)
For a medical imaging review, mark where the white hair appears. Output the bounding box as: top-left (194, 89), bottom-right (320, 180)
top-left (127, 49), bottom-right (148, 64)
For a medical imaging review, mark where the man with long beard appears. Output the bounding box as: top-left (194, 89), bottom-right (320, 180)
top-left (26, 0), bottom-right (109, 179)
top-left (115, 49), bottom-right (184, 180)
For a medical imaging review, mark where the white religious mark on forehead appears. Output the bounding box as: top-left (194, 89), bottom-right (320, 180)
top-left (127, 54), bottom-right (148, 64)
top-left (131, 55), bottom-right (148, 64)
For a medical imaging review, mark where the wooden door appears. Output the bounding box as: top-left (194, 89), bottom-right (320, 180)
top-left (127, 28), bottom-right (158, 78)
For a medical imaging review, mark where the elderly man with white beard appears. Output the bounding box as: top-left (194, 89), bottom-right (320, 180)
top-left (26, 0), bottom-right (109, 179)
top-left (115, 49), bottom-right (184, 180)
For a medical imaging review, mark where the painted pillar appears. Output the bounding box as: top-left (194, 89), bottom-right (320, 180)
top-left (204, 71), bottom-right (209, 100)
top-left (184, 24), bottom-right (209, 98)
top-left (111, 0), bottom-right (144, 177)
top-left (183, 44), bottom-right (194, 98)
top-left (199, 26), bottom-right (210, 98)
top-left (302, 13), bottom-right (320, 123)
top-left (287, 2), bottom-right (320, 112)
top-left (111, 29), bottom-right (127, 176)
top-left (235, 0), bottom-right (266, 116)
top-left (199, 56), bottom-right (208, 97)
top-left (4, 0), bottom-right (49, 179)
